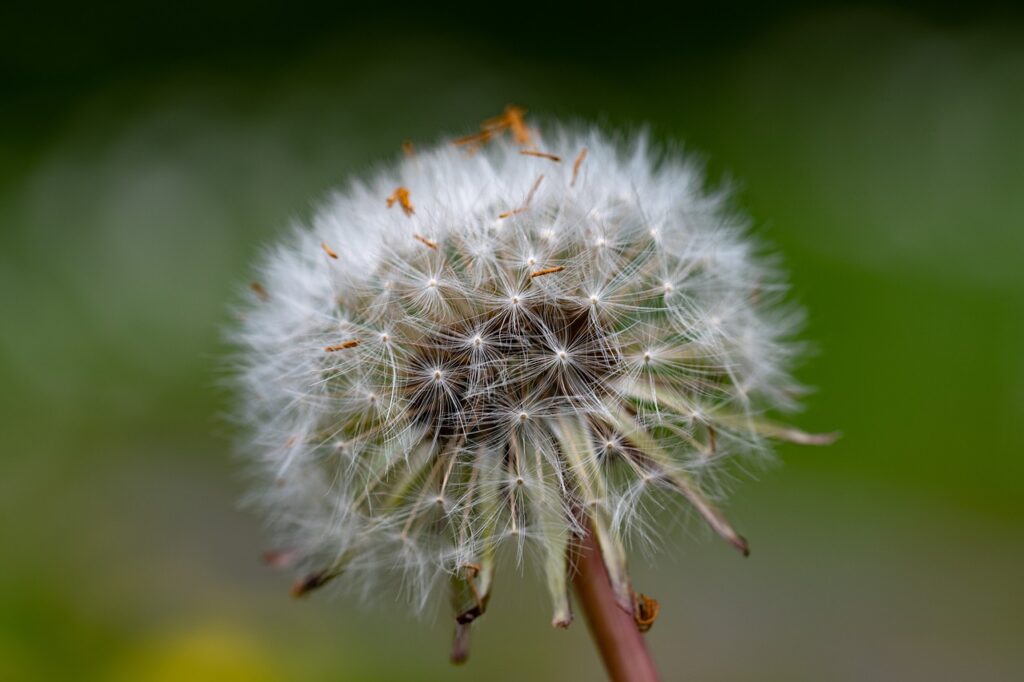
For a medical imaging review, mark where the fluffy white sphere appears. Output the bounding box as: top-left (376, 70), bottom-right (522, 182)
top-left (231, 120), bottom-right (827, 630)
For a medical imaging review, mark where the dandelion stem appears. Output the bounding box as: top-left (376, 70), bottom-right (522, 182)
top-left (573, 521), bottom-right (659, 682)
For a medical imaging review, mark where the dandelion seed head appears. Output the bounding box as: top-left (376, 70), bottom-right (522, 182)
top-left (230, 120), bottom-right (824, 630)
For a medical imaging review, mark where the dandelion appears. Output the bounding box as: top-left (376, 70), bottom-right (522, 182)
top-left (230, 109), bottom-right (834, 679)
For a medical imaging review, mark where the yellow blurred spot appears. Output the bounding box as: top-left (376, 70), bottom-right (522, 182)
top-left (109, 624), bottom-right (282, 682)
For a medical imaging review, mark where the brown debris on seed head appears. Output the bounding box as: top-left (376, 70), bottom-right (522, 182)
top-left (519, 149), bottom-right (561, 162)
top-left (633, 592), bottom-right (660, 632)
top-left (455, 104), bottom-right (534, 153)
top-left (386, 186), bottom-right (415, 216)
top-left (453, 128), bottom-right (495, 152)
top-left (571, 147), bottom-right (588, 187)
top-left (324, 340), bottom-right (360, 352)
top-left (249, 281), bottom-right (269, 302)
top-left (530, 265), bottom-right (565, 278)
top-left (414, 234), bottom-right (438, 250)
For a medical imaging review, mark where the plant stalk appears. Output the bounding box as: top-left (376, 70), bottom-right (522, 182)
top-left (572, 522), bottom-right (660, 682)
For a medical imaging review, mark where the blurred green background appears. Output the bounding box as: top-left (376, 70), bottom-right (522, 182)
top-left (2, 2), bottom-right (1023, 680)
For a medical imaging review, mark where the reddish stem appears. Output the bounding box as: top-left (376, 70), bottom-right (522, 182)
top-left (572, 524), bottom-right (660, 682)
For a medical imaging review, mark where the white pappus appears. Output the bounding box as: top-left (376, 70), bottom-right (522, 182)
top-left (229, 112), bottom-right (834, 641)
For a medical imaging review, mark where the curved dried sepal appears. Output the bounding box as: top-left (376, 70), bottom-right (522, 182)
top-left (450, 623), bottom-right (471, 665)
top-left (590, 515), bottom-right (634, 610)
top-left (608, 405), bottom-right (749, 556)
top-left (290, 569), bottom-right (338, 598)
top-left (535, 503), bottom-right (573, 628)
top-left (558, 415), bottom-right (635, 609)
top-left (382, 442), bottom-right (445, 510)
top-left (475, 544), bottom-right (496, 608)
top-left (288, 543), bottom-right (360, 598)
top-left (712, 413), bottom-right (841, 446)
top-left (451, 552), bottom-right (496, 625)
top-left (755, 424), bottom-right (840, 446)
top-left (617, 381), bottom-right (838, 450)
top-left (545, 542), bottom-right (574, 629)
top-left (448, 549), bottom-right (496, 665)
top-left (671, 473), bottom-right (749, 556)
